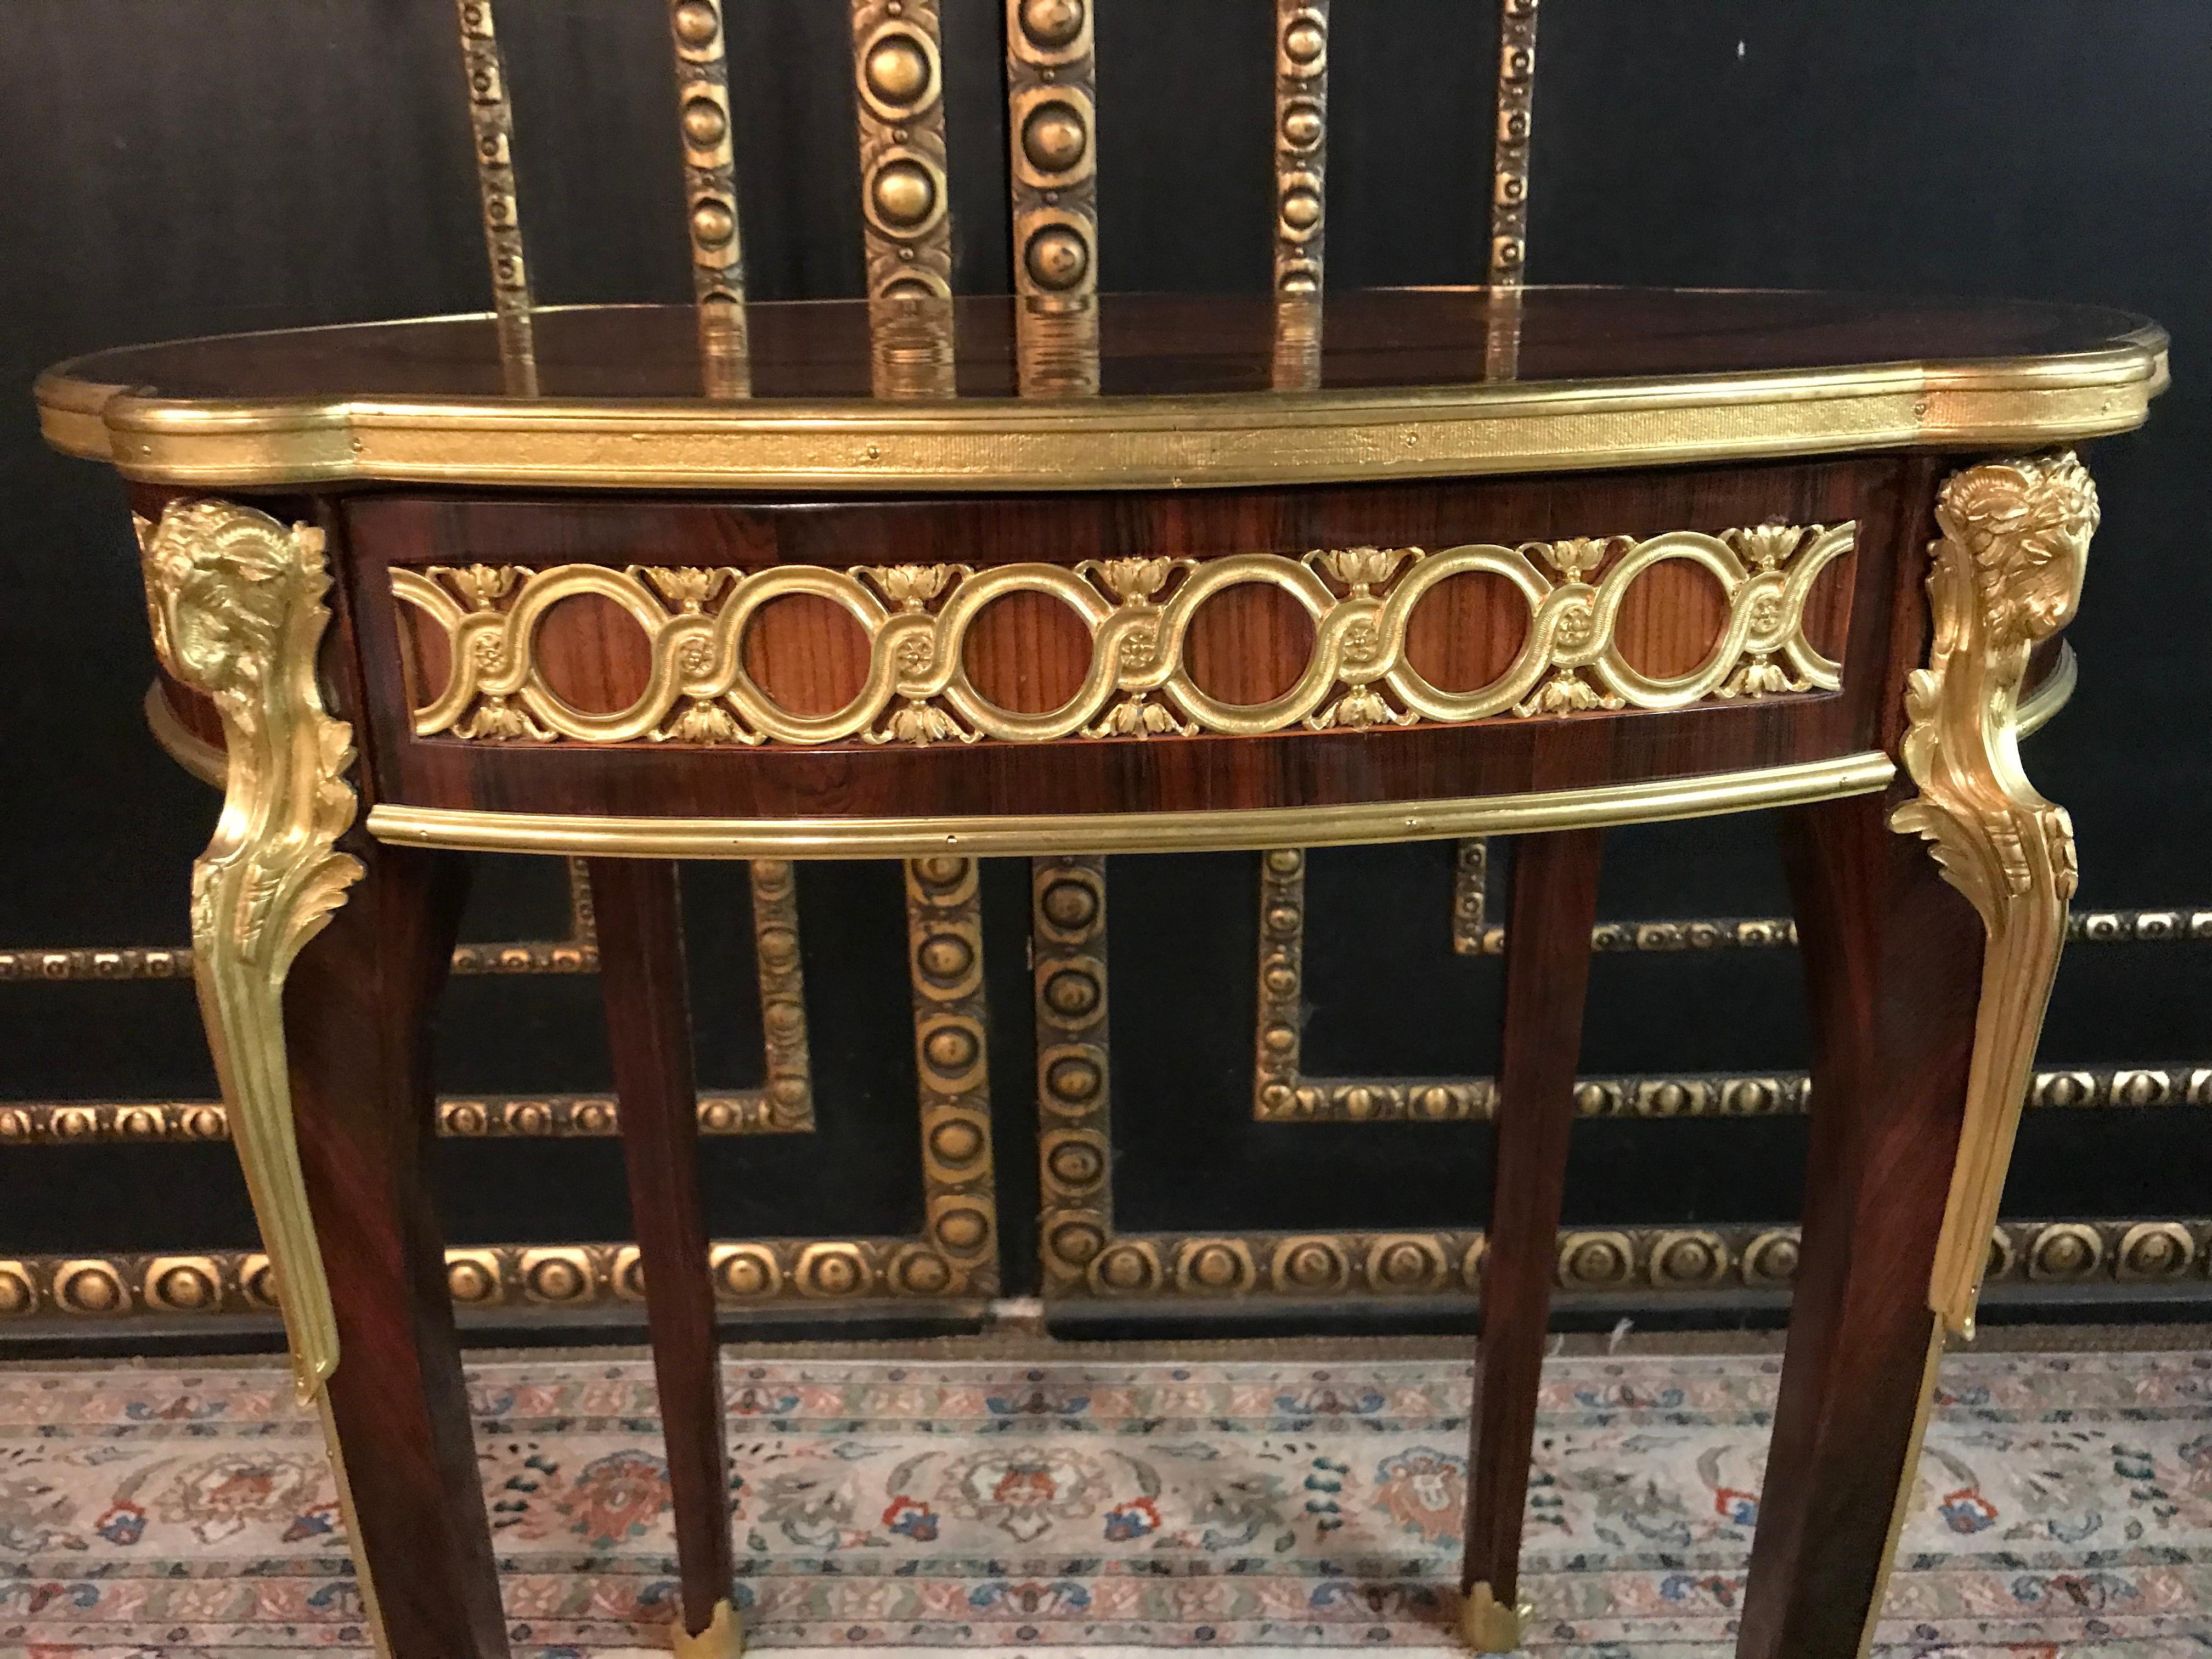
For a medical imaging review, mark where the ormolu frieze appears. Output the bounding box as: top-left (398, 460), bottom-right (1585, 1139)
top-left (393, 525), bottom-right (1853, 750)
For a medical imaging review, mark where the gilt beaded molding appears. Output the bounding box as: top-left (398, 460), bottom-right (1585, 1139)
top-left (5, 1216), bottom-right (2203, 1325)
top-left (392, 525), bottom-right (1852, 752)
top-left (851, 0), bottom-right (957, 397)
top-left (667, 0), bottom-right (749, 393)
top-left (1005, 0), bottom-right (1098, 394)
top-left (1488, 0), bottom-right (1539, 287)
top-left (10, 1064), bottom-right (2200, 1150)
top-left (1269, 0), bottom-right (1328, 391)
top-left (455, 0), bottom-right (535, 387)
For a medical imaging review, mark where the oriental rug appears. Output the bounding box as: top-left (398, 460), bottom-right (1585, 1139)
top-left (1, 1347), bottom-right (2207, 1656)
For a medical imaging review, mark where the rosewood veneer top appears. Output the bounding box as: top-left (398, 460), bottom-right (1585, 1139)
top-left (37, 288), bottom-right (2166, 493)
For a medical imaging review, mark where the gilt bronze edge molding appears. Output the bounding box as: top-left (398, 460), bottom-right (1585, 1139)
top-left (39, 337), bottom-right (2166, 487)
top-left (5, 1218), bottom-right (2192, 1325)
top-left (366, 753), bottom-right (1897, 861)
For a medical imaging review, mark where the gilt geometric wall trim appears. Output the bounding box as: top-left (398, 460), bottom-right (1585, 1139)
top-left (1270, 840), bottom-right (2209, 1123)
top-left (0, 1093), bottom-right (811, 1145)
top-left (0, 856), bottom-right (991, 1308)
top-left (10, 1215), bottom-right (2199, 1324)
top-left (0, 855), bottom-right (601, 980)
top-left (11, 1064), bottom-right (2201, 1148)
top-left (1036, 856), bottom-right (2212, 1302)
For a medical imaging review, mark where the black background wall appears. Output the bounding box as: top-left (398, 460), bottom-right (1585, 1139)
top-left (3, 1), bottom-right (2208, 1340)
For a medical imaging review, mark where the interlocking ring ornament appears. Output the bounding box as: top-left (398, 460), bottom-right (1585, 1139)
top-left (394, 522), bottom-right (1852, 749)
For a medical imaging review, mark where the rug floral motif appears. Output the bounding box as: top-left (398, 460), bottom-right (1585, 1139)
top-left (1, 1349), bottom-right (2207, 1655)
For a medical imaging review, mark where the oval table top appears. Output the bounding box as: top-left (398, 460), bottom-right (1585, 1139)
top-left (37, 287), bottom-right (2166, 493)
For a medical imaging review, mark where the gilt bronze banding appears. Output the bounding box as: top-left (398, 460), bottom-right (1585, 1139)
top-left (36, 340), bottom-right (2162, 489)
top-left (369, 753), bottom-right (1897, 861)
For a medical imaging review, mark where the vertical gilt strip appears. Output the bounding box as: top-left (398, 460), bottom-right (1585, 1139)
top-left (454, 0), bottom-right (537, 393)
top-left (668, 0), bottom-right (751, 397)
top-left (1271, 1), bottom-right (1329, 390)
top-left (1488, 0), bottom-right (1540, 287)
top-left (853, 0), bottom-right (958, 396)
top-left (906, 859), bottom-right (1000, 1295)
top-left (1034, 857), bottom-right (1115, 1293)
top-left (1005, 0), bottom-right (1099, 396)
top-left (748, 860), bottom-right (815, 1131)
top-left (1483, 0), bottom-right (1539, 381)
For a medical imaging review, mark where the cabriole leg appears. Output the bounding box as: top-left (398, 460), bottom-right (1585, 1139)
top-left (139, 500), bottom-right (506, 1657)
top-left (1742, 790), bottom-right (1982, 1659)
top-left (1742, 453), bottom-right (2096, 1659)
